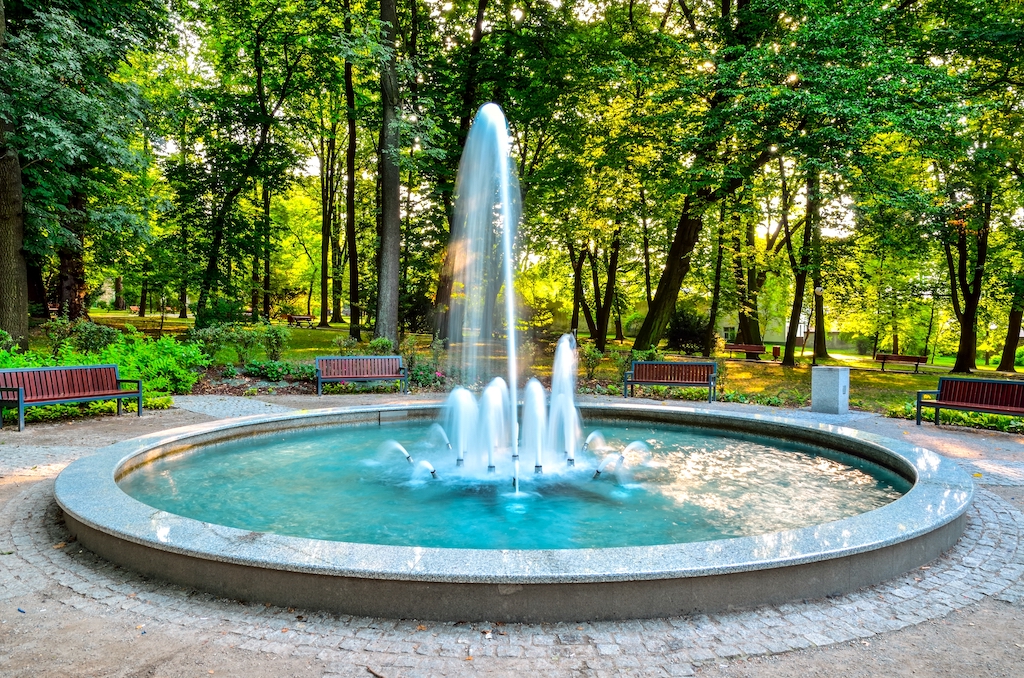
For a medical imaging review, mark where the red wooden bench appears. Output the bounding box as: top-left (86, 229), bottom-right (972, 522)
top-left (916, 377), bottom-right (1024, 425)
top-left (724, 343), bottom-right (766, 359)
top-left (0, 365), bottom-right (142, 431)
top-left (876, 353), bottom-right (927, 373)
top-left (287, 314), bottom-right (315, 328)
top-left (623, 360), bottom-right (717, 402)
top-left (316, 356), bottom-right (408, 395)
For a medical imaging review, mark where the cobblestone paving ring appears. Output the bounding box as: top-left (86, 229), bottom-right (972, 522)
top-left (1, 479), bottom-right (1022, 677)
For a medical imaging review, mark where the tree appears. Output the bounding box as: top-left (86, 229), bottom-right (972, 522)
top-left (0, 0), bottom-right (28, 348)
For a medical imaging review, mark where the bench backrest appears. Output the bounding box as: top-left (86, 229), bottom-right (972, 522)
top-left (631, 361), bottom-right (716, 383)
top-left (317, 356), bottom-right (404, 378)
top-left (0, 365), bottom-right (120, 400)
top-left (937, 377), bottom-right (1024, 408)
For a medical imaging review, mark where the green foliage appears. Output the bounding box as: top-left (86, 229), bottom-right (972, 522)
top-left (368, 337), bottom-right (395, 355)
top-left (244, 360), bottom-right (315, 383)
top-left (887, 402), bottom-right (1024, 433)
top-left (184, 324), bottom-right (234, 362)
top-left (70, 321), bottom-right (120, 353)
top-left (227, 324), bottom-right (267, 365)
top-left (333, 336), bottom-right (360, 355)
top-left (1, 395), bottom-right (172, 425)
top-left (195, 298), bottom-right (248, 327)
top-left (86, 335), bottom-right (209, 394)
top-left (579, 342), bottom-right (604, 380)
top-left (666, 305), bottom-right (709, 354)
top-left (42, 316), bottom-right (74, 357)
top-left (262, 324), bottom-right (291, 361)
top-left (611, 347), bottom-right (665, 381)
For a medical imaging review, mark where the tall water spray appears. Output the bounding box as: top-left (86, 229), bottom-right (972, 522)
top-left (439, 103), bottom-right (521, 486)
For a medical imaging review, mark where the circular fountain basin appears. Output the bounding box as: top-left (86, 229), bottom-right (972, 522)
top-left (55, 403), bottom-right (973, 622)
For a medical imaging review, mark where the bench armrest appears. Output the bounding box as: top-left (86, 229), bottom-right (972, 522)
top-left (624, 370), bottom-right (634, 381)
top-left (916, 389), bottom-right (939, 402)
top-left (0, 386), bottom-right (23, 397)
top-left (116, 379), bottom-right (143, 391)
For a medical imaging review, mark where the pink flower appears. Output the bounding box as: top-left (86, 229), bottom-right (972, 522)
top-left (435, 371), bottom-right (444, 378)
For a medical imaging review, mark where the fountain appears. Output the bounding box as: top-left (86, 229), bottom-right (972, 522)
top-left (54, 104), bottom-right (973, 622)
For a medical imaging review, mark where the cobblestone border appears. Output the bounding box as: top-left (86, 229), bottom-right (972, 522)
top-left (2, 480), bottom-right (1022, 677)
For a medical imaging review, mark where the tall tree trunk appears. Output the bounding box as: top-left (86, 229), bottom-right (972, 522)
top-left (704, 206), bottom-right (726, 356)
top-left (251, 251), bottom-right (260, 317)
top-left (589, 227), bottom-right (622, 352)
top-left (319, 129), bottom-right (337, 328)
top-left (179, 284), bottom-right (188, 318)
top-left (640, 186), bottom-right (652, 305)
top-left (138, 278), bottom-right (148, 318)
top-left (26, 259), bottom-right (48, 317)
top-left (58, 192), bottom-right (89, 321)
top-left (0, 0), bottom-right (28, 350)
top-left (568, 241), bottom-right (597, 338)
top-left (781, 166), bottom-right (812, 367)
top-left (114, 277), bottom-right (125, 311)
top-left (344, 0), bottom-right (361, 340)
top-left (0, 148), bottom-right (27, 348)
top-left (946, 183), bottom-right (992, 374)
top-left (331, 196), bottom-right (343, 323)
top-left (376, 0), bottom-right (402, 346)
top-left (808, 171), bottom-right (829, 360)
top-left (997, 288), bottom-right (1023, 373)
top-left (262, 185), bottom-right (271, 319)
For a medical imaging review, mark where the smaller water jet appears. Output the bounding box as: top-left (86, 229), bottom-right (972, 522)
top-left (381, 440), bottom-right (414, 464)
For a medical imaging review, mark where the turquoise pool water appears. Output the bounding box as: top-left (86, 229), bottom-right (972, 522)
top-left (118, 423), bottom-right (910, 550)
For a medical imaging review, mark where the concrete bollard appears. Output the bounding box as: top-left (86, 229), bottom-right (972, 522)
top-left (811, 366), bottom-right (849, 415)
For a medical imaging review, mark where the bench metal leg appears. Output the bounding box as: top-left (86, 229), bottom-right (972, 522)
top-left (935, 406), bottom-right (940, 425)
top-left (317, 378), bottom-right (323, 396)
top-left (137, 392), bottom-right (143, 417)
top-left (117, 398), bottom-right (123, 416)
top-left (18, 404), bottom-right (25, 432)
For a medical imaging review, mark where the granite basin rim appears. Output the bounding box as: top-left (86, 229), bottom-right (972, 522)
top-left (54, 402), bottom-right (973, 585)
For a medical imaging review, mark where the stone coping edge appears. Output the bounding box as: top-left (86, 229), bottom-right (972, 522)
top-left (55, 402), bottom-right (973, 586)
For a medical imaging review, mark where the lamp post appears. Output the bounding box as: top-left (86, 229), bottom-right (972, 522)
top-left (812, 286), bottom-right (824, 366)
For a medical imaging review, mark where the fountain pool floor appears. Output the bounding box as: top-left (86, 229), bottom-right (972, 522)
top-left (116, 422), bottom-right (909, 550)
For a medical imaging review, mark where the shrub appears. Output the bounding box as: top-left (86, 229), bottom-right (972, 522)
top-left (333, 336), bottom-right (359, 355)
top-left (262, 323), bottom-right (290, 361)
top-left (195, 297), bottom-right (247, 327)
top-left (89, 335), bottom-right (210, 394)
top-left (579, 342), bottom-right (603, 379)
top-left (286, 363), bottom-right (317, 382)
top-left (400, 336), bottom-right (419, 370)
top-left (623, 312), bottom-right (646, 338)
top-left (666, 304), bottom-right (708, 354)
top-left (368, 337), bottom-right (395, 354)
top-left (42, 315), bottom-right (74, 357)
top-left (184, 323), bottom-right (233, 361)
top-left (70, 321), bottom-right (120, 353)
top-left (245, 360), bottom-right (289, 381)
top-left (227, 324), bottom-right (266, 364)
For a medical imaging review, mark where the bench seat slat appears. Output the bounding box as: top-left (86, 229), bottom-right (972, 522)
top-left (624, 361), bottom-right (717, 402)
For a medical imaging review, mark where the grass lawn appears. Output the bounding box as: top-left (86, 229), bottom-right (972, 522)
top-left (26, 311), bottom-right (1018, 423)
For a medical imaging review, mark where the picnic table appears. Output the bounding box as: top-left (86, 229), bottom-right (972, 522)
top-left (287, 314), bottom-right (315, 328)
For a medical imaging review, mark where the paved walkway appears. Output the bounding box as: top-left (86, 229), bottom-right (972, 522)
top-left (1, 395), bottom-right (1023, 677)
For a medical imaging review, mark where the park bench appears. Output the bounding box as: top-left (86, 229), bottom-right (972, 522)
top-left (316, 356), bottom-right (409, 395)
top-left (724, 343), bottom-right (766, 359)
top-left (623, 360), bottom-right (717, 402)
top-left (0, 364), bottom-right (142, 431)
top-left (916, 377), bottom-right (1024, 426)
top-left (876, 353), bottom-right (927, 373)
top-left (129, 305), bottom-right (140, 313)
top-left (287, 314), bottom-right (315, 328)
